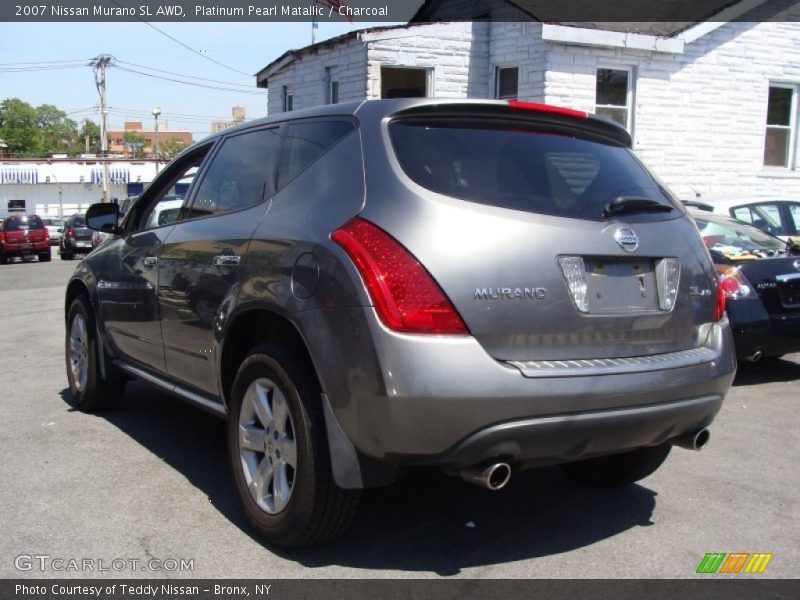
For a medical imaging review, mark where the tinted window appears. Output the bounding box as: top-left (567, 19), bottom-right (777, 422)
top-left (4, 216), bottom-right (44, 231)
top-left (71, 216), bottom-right (86, 228)
top-left (390, 119), bottom-right (674, 221)
top-left (188, 128), bottom-right (280, 219)
top-left (694, 215), bottom-right (785, 252)
top-left (277, 120), bottom-right (354, 188)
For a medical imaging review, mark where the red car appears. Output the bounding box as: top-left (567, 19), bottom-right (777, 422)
top-left (0, 215), bottom-right (51, 263)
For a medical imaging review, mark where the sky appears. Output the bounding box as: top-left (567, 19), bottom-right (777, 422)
top-left (0, 20), bottom-right (401, 141)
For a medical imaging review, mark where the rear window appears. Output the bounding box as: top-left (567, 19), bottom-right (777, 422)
top-left (71, 216), bottom-right (86, 228)
top-left (694, 215), bottom-right (786, 252)
top-left (389, 119), bottom-right (676, 221)
top-left (3, 216), bottom-right (44, 231)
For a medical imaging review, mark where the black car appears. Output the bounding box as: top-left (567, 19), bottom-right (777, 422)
top-left (691, 209), bottom-right (800, 361)
top-left (60, 213), bottom-right (93, 260)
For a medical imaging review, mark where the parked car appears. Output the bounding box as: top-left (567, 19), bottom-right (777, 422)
top-left (119, 195), bottom-right (138, 219)
top-left (91, 230), bottom-right (110, 250)
top-left (66, 99), bottom-right (736, 548)
top-left (692, 197), bottom-right (800, 242)
top-left (60, 213), bottom-right (93, 260)
top-left (0, 214), bottom-right (51, 263)
top-left (690, 208), bottom-right (800, 361)
top-left (42, 217), bottom-right (65, 246)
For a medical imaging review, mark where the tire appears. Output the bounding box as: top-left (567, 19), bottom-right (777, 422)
top-left (39, 250), bottom-right (51, 262)
top-left (0, 252), bottom-right (7, 265)
top-left (60, 247), bottom-right (73, 260)
top-left (65, 295), bottom-right (126, 412)
top-left (560, 443), bottom-right (672, 486)
top-left (227, 343), bottom-right (360, 548)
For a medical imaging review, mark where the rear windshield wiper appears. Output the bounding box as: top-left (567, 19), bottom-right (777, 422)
top-left (603, 196), bottom-right (674, 218)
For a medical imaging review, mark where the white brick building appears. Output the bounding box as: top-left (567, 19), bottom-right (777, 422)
top-left (255, 0), bottom-right (800, 200)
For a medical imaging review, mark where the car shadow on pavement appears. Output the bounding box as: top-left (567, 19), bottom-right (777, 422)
top-left (62, 381), bottom-right (659, 575)
top-left (732, 356), bottom-right (800, 387)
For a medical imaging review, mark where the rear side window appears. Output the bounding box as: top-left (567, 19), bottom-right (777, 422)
top-left (188, 127), bottom-right (280, 219)
top-left (277, 120), bottom-right (354, 188)
top-left (389, 119), bottom-right (675, 221)
top-left (4, 216), bottom-right (44, 230)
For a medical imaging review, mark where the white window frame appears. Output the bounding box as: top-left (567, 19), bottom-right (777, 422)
top-left (764, 83), bottom-right (798, 170)
top-left (595, 66), bottom-right (636, 136)
top-left (324, 66), bottom-right (339, 105)
top-left (494, 65), bottom-right (519, 100)
top-left (282, 86), bottom-right (293, 112)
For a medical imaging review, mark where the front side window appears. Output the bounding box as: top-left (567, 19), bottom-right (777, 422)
top-left (187, 128), bottom-right (280, 219)
top-left (495, 67), bottom-right (518, 100)
top-left (764, 85), bottom-right (797, 168)
top-left (137, 146), bottom-right (210, 231)
top-left (595, 68), bottom-right (633, 131)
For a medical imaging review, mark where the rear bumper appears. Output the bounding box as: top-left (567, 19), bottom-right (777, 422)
top-left (305, 307), bottom-right (736, 468)
top-left (1, 240), bottom-right (49, 254)
top-left (727, 299), bottom-right (800, 357)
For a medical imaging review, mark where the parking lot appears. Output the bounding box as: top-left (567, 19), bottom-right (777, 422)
top-left (1, 253), bottom-right (798, 579)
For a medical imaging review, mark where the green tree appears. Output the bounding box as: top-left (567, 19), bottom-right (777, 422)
top-left (73, 119), bottom-right (101, 155)
top-left (36, 104), bottom-right (78, 154)
top-left (158, 137), bottom-right (189, 160)
top-left (123, 130), bottom-right (148, 158)
top-left (0, 98), bottom-right (41, 157)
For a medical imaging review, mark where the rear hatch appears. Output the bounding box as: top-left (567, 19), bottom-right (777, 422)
top-left (68, 216), bottom-right (92, 242)
top-left (2, 215), bottom-right (48, 247)
top-left (364, 102), bottom-right (719, 361)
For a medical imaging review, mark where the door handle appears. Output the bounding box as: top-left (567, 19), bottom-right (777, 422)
top-left (212, 255), bottom-right (241, 267)
top-left (143, 256), bottom-right (158, 268)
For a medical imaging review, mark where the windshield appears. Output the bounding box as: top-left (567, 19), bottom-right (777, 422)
top-left (389, 118), bottom-right (678, 221)
top-left (694, 215), bottom-right (786, 256)
top-left (3, 216), bottom-right (44, 231)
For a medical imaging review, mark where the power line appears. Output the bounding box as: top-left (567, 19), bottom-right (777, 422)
top-left (0, 65), bottom-right (88, 73)
top-left (107, 0), bottom-right (253, 77)
top-left (0, 58), bottom-right (90, 66)
top-left (115, 59), bottom-right (255, 89)
top-left (108, 106), bottom-right (235, 120)
top-left (114, 65), bottom-right (266, 95)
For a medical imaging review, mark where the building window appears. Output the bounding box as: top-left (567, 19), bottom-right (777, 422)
top-left (595, 68), bottom-right (634, 132)
top-left (495, 66), bottom-right (518, 100)
top-left (764, 84), bottom-right (797, 168)
top-left (282, 86), bottom-right (293, 112)
top-left (325, 67), bottom-right (339, 104)
top-left (380, 66), bottom-right (431, 99)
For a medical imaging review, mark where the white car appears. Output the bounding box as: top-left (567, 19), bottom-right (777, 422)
top-left (687, 197), bottom-right (800, 242)
top-left (41, 217), bottom-right (65, 246)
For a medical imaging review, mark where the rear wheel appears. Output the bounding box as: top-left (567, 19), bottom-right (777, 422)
top-left (227, 343), bottom-right (360, 548)
top-left (65, 295), bottom-right (126, 411)
top-left (560, 444), bottom-right (671, 486)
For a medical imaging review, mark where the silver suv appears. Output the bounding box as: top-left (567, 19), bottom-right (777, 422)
top-left (67, 99), bottom-right (736, 548)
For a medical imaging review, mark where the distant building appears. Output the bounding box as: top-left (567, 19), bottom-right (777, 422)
top-left (0, 158), bottom-right (158, 218)
top-left (211, 106), bottom-right (247, 133)
top-left (107, 121), bottom-right (193, 159)
top-left (255, 0), bottom-right (800, 199)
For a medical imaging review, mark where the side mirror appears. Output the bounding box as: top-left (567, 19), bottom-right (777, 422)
top-left (86, 203), bottom-right (121, 234)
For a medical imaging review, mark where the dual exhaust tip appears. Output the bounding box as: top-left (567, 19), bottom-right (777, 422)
top-left (459, 462), bottom-right (512, 491)
top-left (458, 427), bottom-right (710, 490)
top-left (669, 427), bottom-right (711, 451)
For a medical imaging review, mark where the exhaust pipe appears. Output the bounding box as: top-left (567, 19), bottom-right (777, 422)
top-left (670, 428), bottom-right (711, 451)
top-left (460, 462), bottom-right (512, 491)
top-left (745, 349), bottom-right (763, 362)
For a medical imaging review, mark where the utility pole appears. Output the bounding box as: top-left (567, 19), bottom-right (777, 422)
top-left (92, 55), bottom-right (112, 202)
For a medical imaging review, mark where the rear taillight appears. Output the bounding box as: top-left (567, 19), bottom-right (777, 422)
top-left (715, 265), bottom-right (753, 300)
top-left (332, 217), bottom-right (468, 335)
top-left (712, 277), bottom-right (727, 322)
top-left (67, 228), bottom-right (74, 239)
top-left (508, 99), bottom-right (588, 120)
top-left (0, 233), bottom-right (5, 244)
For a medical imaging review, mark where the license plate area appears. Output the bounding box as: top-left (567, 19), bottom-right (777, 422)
top-left (585, 258), bottom-right (659, 314)
top-left (779, 279), bottom-right (800, 308)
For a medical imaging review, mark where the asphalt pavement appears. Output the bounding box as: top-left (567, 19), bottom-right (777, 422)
top-left (0, 251), bottom-right (798, 578)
